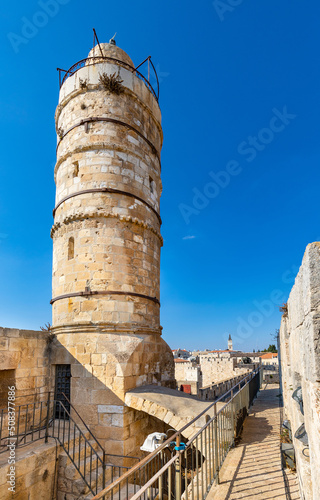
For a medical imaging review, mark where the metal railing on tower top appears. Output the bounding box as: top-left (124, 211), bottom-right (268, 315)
top-left (57, 55), bottom-right (160, 101)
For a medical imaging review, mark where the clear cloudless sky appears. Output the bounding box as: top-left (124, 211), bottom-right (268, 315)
top-left (1, 0), bottom-right (319, 351)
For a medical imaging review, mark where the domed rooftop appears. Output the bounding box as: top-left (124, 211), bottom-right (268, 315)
top-left (87, 42), bottom-right (134, 69)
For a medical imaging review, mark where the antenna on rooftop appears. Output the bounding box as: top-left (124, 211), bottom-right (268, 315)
top-left (109, 32), bottom-right (117, 45)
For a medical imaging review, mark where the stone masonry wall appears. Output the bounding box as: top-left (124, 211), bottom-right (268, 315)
top-left (51, 329), bottom-right (174, 457)
top-left (279, 242), bottom-right (320, 500)
top-left (0, 327), bottom-right (52, 405)
top-left (174, 361), bottom-right (202, 394)
top-left (0, 438), bottom-right (57, 500)
top-left (199, 353), bottom-right (248, 387)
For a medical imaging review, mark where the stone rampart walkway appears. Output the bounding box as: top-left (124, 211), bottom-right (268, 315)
top-left (207, 384), bottom-right (300, 500)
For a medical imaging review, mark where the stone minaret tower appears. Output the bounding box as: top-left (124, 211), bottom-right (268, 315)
top-left (51, 39), bottom-right (174, 455)
top-left (228, 334), bottom-right (233, 351)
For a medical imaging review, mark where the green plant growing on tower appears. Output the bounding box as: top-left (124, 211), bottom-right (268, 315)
top-left (99, 72), bottom-right (124, 95)
top-left (79, 78), bottom-right (87, 89)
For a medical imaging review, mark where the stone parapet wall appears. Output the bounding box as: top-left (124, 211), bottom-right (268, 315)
top-left (175, 361), bottom-right (202, 395)
top-left (199, 373), bottom-right (246, 401)
top-left (0, 328), bottom-right (52, 405)
top-left (199, 353), bottom-right (249, 387)
top-left (0, 439), bottom-right (57, 500)
top-left (279, 242), bottom-right (320, 500)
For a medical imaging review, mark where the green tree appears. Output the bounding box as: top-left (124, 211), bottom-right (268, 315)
top-left (262, 344), bottom-right (278, 353)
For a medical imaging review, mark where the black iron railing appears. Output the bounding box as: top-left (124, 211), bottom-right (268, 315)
top-left (0, 369), bottom-right (262, 499)
top-left (91, 368), bottom-right (262, 500)
top-left (0, 393), bottom-right (139, 497)
top-left (53, 398), bottom-right (106, 496)
top-left (57, 55), bottom-right (159, 101)
top-left (0, 392), bottom-right (52, 450)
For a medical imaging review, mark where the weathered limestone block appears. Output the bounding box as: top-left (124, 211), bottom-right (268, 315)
top-left (0, 440), bottom-right (57, 500)
top-left (0, 351), bottom-right (20, 370)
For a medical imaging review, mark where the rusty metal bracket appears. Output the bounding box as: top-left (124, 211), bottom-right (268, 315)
top-left (50, 290), bottom-right (160, 305)
top-left (52, 187), bottom-right (161, 224)
top-left (93, 28), bottom-right (104, 58)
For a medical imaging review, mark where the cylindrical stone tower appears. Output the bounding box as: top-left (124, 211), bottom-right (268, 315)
top-left (51, 40), bottom-right (175, 455)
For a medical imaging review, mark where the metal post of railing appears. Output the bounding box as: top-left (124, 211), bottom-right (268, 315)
top-left (213, 403), bottom-right (219, 484)
top-left (45, 392), bottom-right (51, 443)
top-left (159, 450), bottom-right (163, 499)
top-left (175, 433), bottom-right (182, 499)
top-left (206, 413), bottom-right (210, 490)
top-left (0, 409), bottom-right (3, 446)
top-left (230, 389), bottom-right (235, 446)
top-left (102, 450), bottom-right (106, 500)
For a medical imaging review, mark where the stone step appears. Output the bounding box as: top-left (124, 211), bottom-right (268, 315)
top-left (64, 444), bottom-right (104, 481)
top-left (59, 438), bottom-right (101, 468)
top-left (72, 466), bottom-right (106, 497)
top-left (72, 463), bottom-right (125, 497)
top-left (80, 481), bottom-right (157, 500)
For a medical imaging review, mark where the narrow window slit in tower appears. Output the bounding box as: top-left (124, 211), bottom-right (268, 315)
top-left (68, 237), bottom-right (74, 260)
top-left (149, 176), bottom-right (155, 194)
top-left (72, 161), bottom-right (79, 178)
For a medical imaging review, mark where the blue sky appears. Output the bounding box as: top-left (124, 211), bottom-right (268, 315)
top-left (0, 0), bottom-right (319, 351)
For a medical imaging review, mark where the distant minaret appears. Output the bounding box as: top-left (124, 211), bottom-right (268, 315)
top-left (228, 334), bottom-right (233, 350)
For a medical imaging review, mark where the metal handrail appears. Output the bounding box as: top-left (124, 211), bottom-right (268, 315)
top-left (53, 399), bottom-right (106, 495)
top-left (62, 392), bottom-right (105, 460)
top-left (0, 391), bottom-right (51, 402)
top-left (91, 368), bottom-right (261, 499)
top-left (130, 454), bottom-right (178, 500)
top-left (0, 392), bottom-right (141, 496)
top-left (0, 392), bottom-right (53, 453)
top-left (57, 55), bottom-right (159, 101)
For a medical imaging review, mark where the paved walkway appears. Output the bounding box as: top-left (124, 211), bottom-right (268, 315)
top-left (207, 384), bottom-right (300, 500)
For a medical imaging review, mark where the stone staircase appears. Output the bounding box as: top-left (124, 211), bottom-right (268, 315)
top-left (57, 430), bottom-right (111, 500)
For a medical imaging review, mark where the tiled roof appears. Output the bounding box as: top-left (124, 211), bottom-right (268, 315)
top-left (203, 350), bottom-right (230, 353)
top-left (260, 353), bottom-right (278, 359)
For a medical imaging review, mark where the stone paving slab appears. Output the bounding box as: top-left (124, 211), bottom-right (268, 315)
top-left (207, 384), bottom-right (300, 500)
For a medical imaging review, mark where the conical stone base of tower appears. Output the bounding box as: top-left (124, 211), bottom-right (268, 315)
top-left (50, 41), bottom-right (175, 456)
